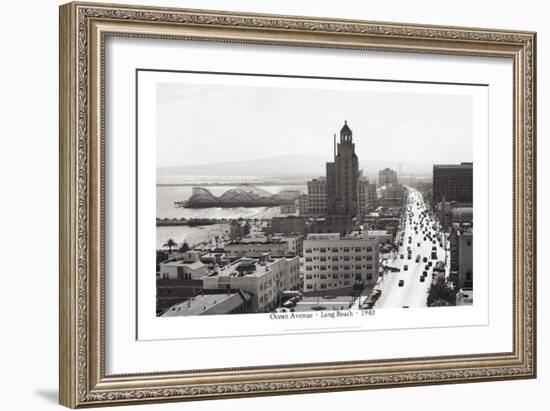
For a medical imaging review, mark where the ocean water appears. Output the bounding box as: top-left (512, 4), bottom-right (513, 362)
top-left (155, 180), bottom-right (307, 249)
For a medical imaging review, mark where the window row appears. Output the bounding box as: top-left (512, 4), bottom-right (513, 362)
top-left (305, 255), bottom-right (373, 262)
top-left (305, 273), bottom-right (374, 280)
top-left (305, 264), bottom-right (374, 271)
top-left (304, 247), bottom-right (374, 253)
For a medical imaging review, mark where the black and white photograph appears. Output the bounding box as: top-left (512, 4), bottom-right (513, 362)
top-left (154, 73), bottom-right (474, 317)
top-left (52, 2), bottom-right (536, 407)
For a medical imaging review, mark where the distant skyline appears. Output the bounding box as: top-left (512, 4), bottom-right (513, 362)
top-left (156, 80), bottom-right (474, 170)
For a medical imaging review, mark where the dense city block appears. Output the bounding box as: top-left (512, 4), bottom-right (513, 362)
top-left (157, 122), bottom-right (473, 316)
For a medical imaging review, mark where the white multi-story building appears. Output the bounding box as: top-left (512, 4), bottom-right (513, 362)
top-left (203, 256), bottom-right (300, 312)
top-left (303, 233), bottom-right (379, 292)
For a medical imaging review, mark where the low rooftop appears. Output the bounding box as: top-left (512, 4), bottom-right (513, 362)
top-left (209, 256), bottom-right (296, 279)
top-left (226, 238), bottom-right (287, 245)
top-left (306, 233), bottom-right (378, 242)
top-left (161, 260), bottom-right (205, 270)
top-left (161, 292), bottom-right (249, 317)
top-left (434, 162), bottom-right (473, 169)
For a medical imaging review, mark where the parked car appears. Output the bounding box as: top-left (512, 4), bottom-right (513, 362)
top-left (420, 276), bottom-right (426, 282)
top-left (398, 280), bottom-right (405, 287)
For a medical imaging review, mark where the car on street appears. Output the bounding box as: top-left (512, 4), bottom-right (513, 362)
top-left (398, 280), bottom-right (405, 287)
top-left (423, 257), bottom-right (428, 263)
top-left (403, 265), bottom-right (408, 271)
top-left (420, 276), bottom-right (425, 282)
top-left (400, 254), bottom-right (404, 259)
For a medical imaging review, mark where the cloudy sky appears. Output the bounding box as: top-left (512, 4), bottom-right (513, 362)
top-left (156, 79), bottom-right (474, 169)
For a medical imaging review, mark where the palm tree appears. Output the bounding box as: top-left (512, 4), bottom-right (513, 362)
top-left (163, 238), bottom-right (177, 253)
top-left (179, 241), bottom-right (190, 253)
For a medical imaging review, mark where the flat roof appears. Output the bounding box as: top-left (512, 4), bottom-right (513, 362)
top-left (214, 259), bottom-right (272, 279)
top-left (162, 260), bottom-right (205, 270)
top-left (226, 240), bottom-right (286, 245)
top-left (434, 163), bottom-right (473, 169)
top-left (162, 293), bottom-right (246, 317)
top-left (291, 296), bottom-right (354, 312)
top-left (210, 256), bottom-right (297, 279)
top-left (306, 233), bottom-right (378, 242)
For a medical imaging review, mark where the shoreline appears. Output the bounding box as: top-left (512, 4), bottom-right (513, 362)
top-left (156, 223), bottom-right (229, 251)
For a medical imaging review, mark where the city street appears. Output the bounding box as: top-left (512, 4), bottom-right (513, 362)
top-left (372, 188), bottom-right (447, 309)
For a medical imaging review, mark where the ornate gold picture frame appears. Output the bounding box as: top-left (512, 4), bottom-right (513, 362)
top-left (59, 1), bottom-right (536, 408)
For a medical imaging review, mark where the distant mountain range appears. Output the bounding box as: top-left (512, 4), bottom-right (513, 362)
top-left (157, 154), bottom-right (433, 180)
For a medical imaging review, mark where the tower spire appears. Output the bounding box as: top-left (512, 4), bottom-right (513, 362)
top-left (340, 120), bottom-right (352, 142)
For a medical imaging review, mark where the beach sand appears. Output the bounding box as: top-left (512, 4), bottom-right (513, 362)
top-left (157, 223), bottom-right (229, 250)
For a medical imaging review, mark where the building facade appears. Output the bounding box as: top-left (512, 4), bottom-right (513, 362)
top-left (224, 238), bottom-right (289, 259)
top-left (378, 183), bottom-right (406, 207)
top-left (357, 176), bottom-right (377, 217)
top-left (298, 194), bottom-right (309, 216)
top-left (269, 216), bottom-right (307, 236)
top-left (303, 233), bottom-right (379, 292)
top-left (273, 235), bottom-right (303, 256)
top-left (203, 257), bottom-right (301, 312)
top-left (449, 223), bottom-right (473, 290)
top-left (326, 122), bottom-right (360, 217)
top-left (433, 162), bottom-right (473, 203)
top-left (306, 177), bottom-right (327, 216)
top-left (378, 168), bottom-right (398, 185)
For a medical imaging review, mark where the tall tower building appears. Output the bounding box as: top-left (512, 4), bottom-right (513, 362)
top-left (326, 121), bottom-right (359, 217)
